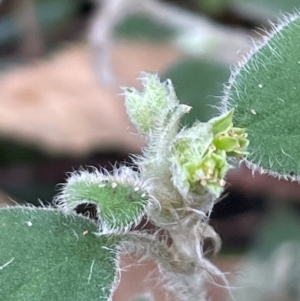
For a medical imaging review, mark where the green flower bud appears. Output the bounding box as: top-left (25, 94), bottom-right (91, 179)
top-left (170, 122), bottom-right (216, 196)
top-left (170, 110), bottom-right (249, 197)
top-left (210, 109), bottom-right (249, 158)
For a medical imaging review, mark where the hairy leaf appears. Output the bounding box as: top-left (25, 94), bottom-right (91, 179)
top-left (0, 207), bottom-right (118, 301)
top-left (58, 168), bottom-right (151, 234)
top-left (224, 14), bottom-right (300, 178)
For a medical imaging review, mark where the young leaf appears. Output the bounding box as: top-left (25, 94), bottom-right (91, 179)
top-left (57, 168), bottom-right (152, 234)
top-left (0, 207), bottom-right (119, 301)
top-left (224, 14), bottom-right (300, 179)
top-left (124, 73), bottom-right (190, 135)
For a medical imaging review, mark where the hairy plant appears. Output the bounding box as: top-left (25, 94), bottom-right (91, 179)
top-left (1, 11), bottom-right (300, 301)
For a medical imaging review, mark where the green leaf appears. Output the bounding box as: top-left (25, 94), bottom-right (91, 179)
top-left (224, 14), bottom-right (300, 178)
top-left (58, 168), bottom-right (151, 234)
top-left (0, 207), bottom-right (119, 301)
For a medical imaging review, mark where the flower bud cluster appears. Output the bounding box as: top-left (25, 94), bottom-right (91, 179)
top-left (170, 109), bottom-right (249, 197)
